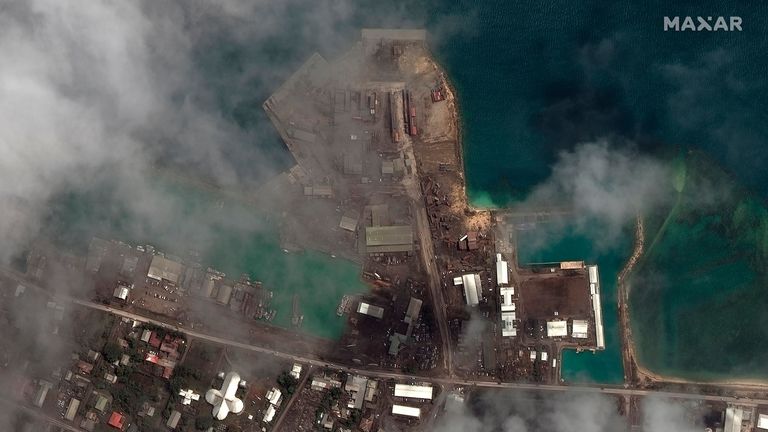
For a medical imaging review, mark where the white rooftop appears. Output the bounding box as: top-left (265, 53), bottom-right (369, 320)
top-left (392, 404), bottom-right (421, 418)
top-left (546, 320), bottom-right (568, 338)
top-left (357, 302), bottom-right (384, 319)
top-left (757, 413), bottom-right (768, 430)
top-left (572, 320), bottom-right (589, 339)
top-left (461, 274), bottom-right (481, 306)
top-left (496, 254), bottom-right (509, 285)
top-left (499, 286), bottom-right (515, 312)
top-left (394, 384), bottom-right (433, 400)
top-left (205, 372), bottom-right (244, 420)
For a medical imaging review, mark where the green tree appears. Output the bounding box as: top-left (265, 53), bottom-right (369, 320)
top-left (103, 342), bottom-right (122, 363)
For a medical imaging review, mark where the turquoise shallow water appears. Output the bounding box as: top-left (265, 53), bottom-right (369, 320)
top-left (42, 178), bottom-right (368, 340)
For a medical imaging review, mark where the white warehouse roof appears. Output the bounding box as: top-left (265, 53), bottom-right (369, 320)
top-left (147, 255), bottom-right (183, 284)
top-left (461, 274), bottom-right (481, 306)
top-left (392, 404), bottom-right (421, 418)
top-left (357, 302), bottom-right (384, 319)
top-left (572, 320), bottom-right (589, 339)
top-left (394, 384), bottom-right (433, 400)
top-left (546, 321), bottom-right (568, 338)
top-left (757, 413), bottom-right (768, 430)
top-left (496, 254), bottom-right (509, 285)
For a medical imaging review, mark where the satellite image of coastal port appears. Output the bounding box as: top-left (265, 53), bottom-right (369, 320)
top-left (1, 1), bottom-right (767, 431)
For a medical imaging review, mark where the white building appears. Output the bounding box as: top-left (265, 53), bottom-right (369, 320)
top-left (113, 285), bottom-right (130, 300)
top-left (357, 302), bottom-right (384, 319)
top-left (205, 372), bottom-right (244, 420)
top-left (290, 363), bottom-right (302, 380)
top-left (571, 320), bottom-right (589, 339)
top-left (459, 274), bottom-right (482, 306)
top-left (546, 320), bottom-right (568, 338)
top-left (394, 384), bottom-right (433, 400)
top-left (757, 413), bottom-right (768, 430)
top-left (179, 389), bottom-right (200, 405)
top-left (266, 387), bottom-right (282, 406)
top-left (147, 255), bottom-right (183, 284)
top-left (499, 286), bottom-right (515, 312)
top-left (496, 253), bottom-right (509, 285)
top-left (501, 312), bottom-right (517, 337)
top-left (263, 404), bottom-right (276, 423)
top-left (392, 404), bottom-right (421, 418)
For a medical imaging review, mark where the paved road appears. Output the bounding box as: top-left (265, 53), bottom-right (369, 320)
top-left (412, 200), bottom-right (454, 376)
top-left (6, 268), bottom-right (768, 412)
top-left (69, 298), bottom-right (768, 406)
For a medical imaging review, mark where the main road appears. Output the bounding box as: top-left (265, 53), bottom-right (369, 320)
top-left (6, 267), bottom-right (768, 416)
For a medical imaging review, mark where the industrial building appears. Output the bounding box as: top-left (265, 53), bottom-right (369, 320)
top-left (571, 320), bottom-right (589, 339)
top-left (205, 372), bottom-right (245, 420)
top-left (501, 312), bottom-right (517, 337)
top-left (455, 273), bottom-right (482, 306)
top-left (404, 297), bottom-right (422, 325)
top-left (166, 410), bottom-right (181, 429)
top-left (392, 404), bottom-right (421, 418)
top-left (496, 253), bottom-right (509, 285)
top-left (394, 384), bottom-right (433, 400)
top-left (546, 320), bottom-right (568, 338)
top-left (65, 398), bottom-right (80, 421)
top-left (147, 255), bottom-right (183, 284)
top-left (112, 284), bottom-right (130, 301)
top-left (758, 413), bottom-right (768, 430)
top-left (365, 225), bottom-right (414, 253)
top-left (357, 302), bottom-right (385, 319)
top-left (588, 265), bottom-right (606, 349)
top-left (725, 406), bottom-right (746, 432)
top-left (216, 284), bottom-right (233, 305)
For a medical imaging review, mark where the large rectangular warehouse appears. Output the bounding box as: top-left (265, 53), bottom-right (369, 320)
top-left (365, 225), bottom-right (413, 253)
top-left (392, 404), bottom-right (421, 418)
top-left (147, 255), bottom-right (183, 284)
top-left (394, 384), bottom-right (433, 400)
top-left (357, 302), bottom-right (384, 319)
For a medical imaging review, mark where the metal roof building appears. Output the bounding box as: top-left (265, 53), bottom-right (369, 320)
top-left (166, 410), bottom-right (181, 429)
top-left (263, 405), bottom-right (276, 423)
top-left (404, 298), bottom-right (422, 324)
top-left (725, 406), bottom-right (744, 432)
top-left (546, 320), bottom-right (568, 338)
top-left (216, 284), bottom-right (233, 305)
top-left (65, 398), bottom-right (80, 421)
top-left (572, 320), bottom-right (589, 339)
top-left (392, 404), bottom-right (421, 418)
top-left (496, 253), bottom-right (509, 285)
top-left (757, 413), bottom-right (768, 430)
top-left (365, 225), bottom-right (413, 253)
top-left (113, 285), bottom-right (130, 301)
top-left (394, 384), bottom-right (433, 400)
top-left (357, 302), bottom-right (384, 319)
top-left (147, 255), bottom-right (183, 284)
top-left (460, 274), bottom-right (482, 306)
